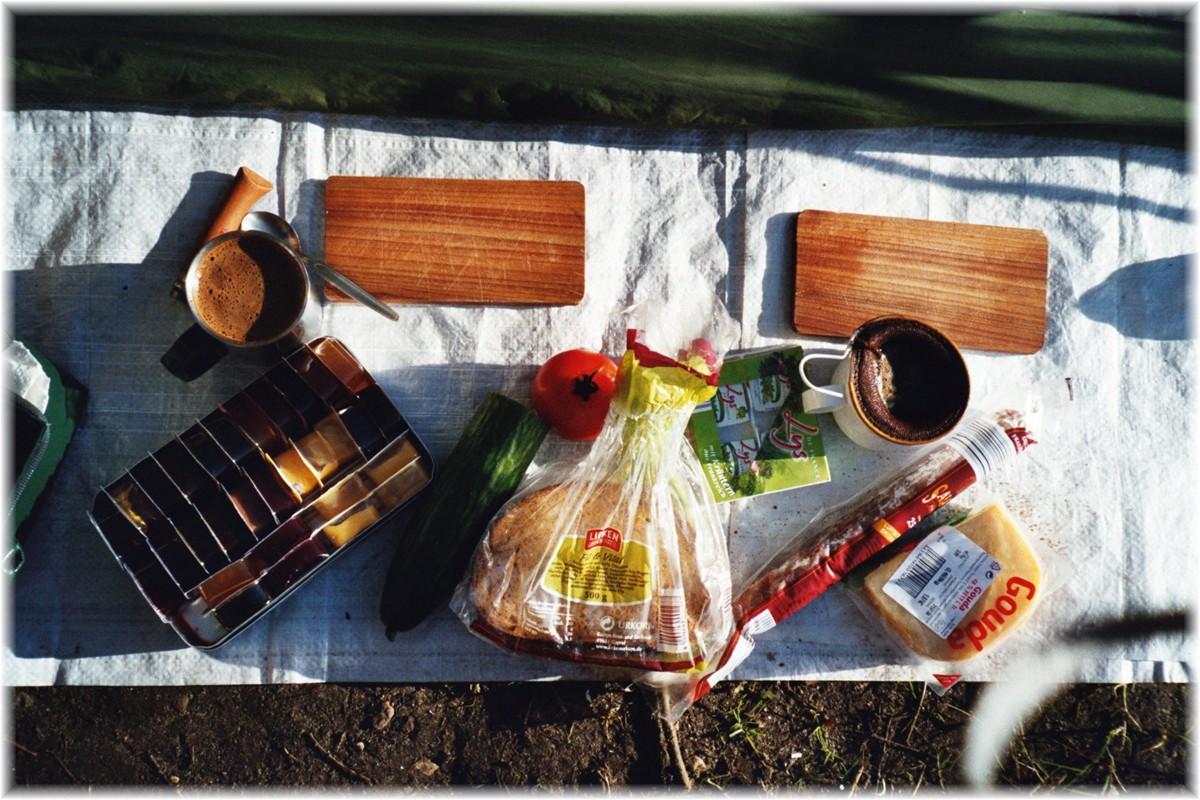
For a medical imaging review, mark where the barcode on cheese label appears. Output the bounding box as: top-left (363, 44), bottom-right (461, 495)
top-left (947, 416), bottom-right (1016, 481)
top-left (892, 547), bottom-right (947, 598)
top-left (883, 526), bottom-right (1002, 639)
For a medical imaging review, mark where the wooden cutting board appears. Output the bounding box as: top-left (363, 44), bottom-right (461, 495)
top-left (793, 210), bottom-right (1049, 353)
top-left (324, 176), bottom-right (585, 305)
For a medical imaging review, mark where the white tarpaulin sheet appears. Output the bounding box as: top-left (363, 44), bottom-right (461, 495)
top-left (5, 109), bottom-right (1193, 686)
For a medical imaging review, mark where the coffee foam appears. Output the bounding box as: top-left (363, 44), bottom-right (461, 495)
top-left (850, 318), bottom-right (969, 443)
top-left (193, 236), bottom-right (305, 344)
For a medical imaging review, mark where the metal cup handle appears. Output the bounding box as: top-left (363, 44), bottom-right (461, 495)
top-left (161, 323), bottom-right (229, 382)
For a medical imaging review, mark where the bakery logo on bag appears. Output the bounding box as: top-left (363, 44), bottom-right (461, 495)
top-left (599, 614), bottom-right (652, 633)
top-left (947, 575), bottom-right (1037, 653)
top-left (542, 533), bottom-right (653, 605)
top-left (585, 528), bottom-right (623, 552)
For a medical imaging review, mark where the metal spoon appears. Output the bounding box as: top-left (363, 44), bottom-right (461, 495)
top-left (240, 211), bottom-right (399, 322)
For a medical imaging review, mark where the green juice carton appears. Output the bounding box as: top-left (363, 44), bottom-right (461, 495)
top-left (689, 347), bottom-right (830, 502)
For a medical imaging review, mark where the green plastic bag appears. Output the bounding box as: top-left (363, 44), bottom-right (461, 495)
top-left (7, 337), bottom-right (87, 575)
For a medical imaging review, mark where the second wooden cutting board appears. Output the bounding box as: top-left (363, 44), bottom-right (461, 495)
top-left (324, 176), bottom-right (585, 306)
top-left (793, 210), bottom-right (1049, 354)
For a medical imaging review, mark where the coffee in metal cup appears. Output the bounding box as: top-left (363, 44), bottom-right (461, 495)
top-left (800, 317), bottom-right (970, 449)
top-left (163, 231), bottom-right (317, 381)
top-left (187, 231), bottom-right (310, 346)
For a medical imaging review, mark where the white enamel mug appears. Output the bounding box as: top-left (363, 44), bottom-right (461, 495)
top-left (798, 317), bottom-right (970, 450)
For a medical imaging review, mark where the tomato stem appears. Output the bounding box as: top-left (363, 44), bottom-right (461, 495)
top-left (573, 370), bottom-right (601, 401)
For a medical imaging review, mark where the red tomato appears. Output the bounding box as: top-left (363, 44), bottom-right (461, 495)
top-left (531, 349), bottom-right (618, 441)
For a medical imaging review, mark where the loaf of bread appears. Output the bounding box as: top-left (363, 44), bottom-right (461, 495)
top-left (466, 480), bottom-right (729, 670)
top-left (860, 504), bottom-right (1042, 662)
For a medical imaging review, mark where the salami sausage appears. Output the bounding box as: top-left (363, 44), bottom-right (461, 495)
top-left (688, 409), bottom-right (1035, 704)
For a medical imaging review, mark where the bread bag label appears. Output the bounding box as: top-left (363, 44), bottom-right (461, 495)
top-left (541, 532), bottom-right (653, 605)
top-left (882, 525), bottom-right (1002, 638)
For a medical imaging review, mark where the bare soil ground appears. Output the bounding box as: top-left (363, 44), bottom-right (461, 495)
top-left (8, 681), bottom-right (1190, 789)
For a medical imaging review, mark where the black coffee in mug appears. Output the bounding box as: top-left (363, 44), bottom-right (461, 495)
top-left (849, 317), bottom-right (970, 444)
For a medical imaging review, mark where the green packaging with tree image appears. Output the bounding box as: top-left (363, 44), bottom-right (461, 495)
top-left (688, 347), bottom-right (830, 502)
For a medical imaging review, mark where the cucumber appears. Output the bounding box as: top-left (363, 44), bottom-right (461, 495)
top-left (380, 392), bottom-right (548, 637)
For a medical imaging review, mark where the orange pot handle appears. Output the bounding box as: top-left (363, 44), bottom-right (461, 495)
top-left (172, 166), bottom-right (275, 301)
top-left (202, 166), bottom-right (273, 243)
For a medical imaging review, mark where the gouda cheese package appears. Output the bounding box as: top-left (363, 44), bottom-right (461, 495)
top-left (861, 504), bottom-right (1042, 662)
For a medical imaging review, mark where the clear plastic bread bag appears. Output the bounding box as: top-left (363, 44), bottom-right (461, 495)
top-left (452, 293), bottom-right (740, 701)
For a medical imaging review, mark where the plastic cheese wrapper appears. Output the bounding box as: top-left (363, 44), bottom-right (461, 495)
top-left (665, 408), bottom-right (1036, 721)
top-left (842, 501), bottom-right (1053, 694)
top-left (452, 294), bottom-right (740, 693)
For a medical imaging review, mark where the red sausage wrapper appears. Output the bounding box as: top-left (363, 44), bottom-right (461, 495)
top-left (667, 408), bottom-right (1034, 720)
